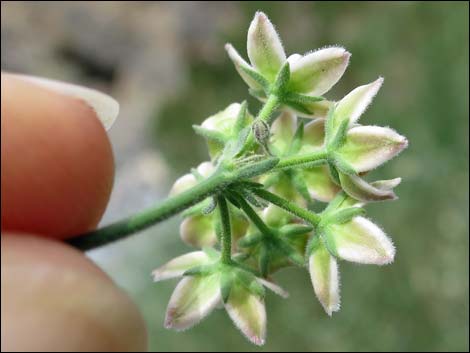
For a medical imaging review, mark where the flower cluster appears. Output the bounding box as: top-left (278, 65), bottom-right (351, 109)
top-left (153, 11), bottom-right (408, 345)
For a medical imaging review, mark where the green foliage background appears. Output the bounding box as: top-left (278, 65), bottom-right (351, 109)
top-left (98, 2), bottom-right (468, 351)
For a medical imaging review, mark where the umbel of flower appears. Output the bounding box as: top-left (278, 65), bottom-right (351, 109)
top-left (307, 192), bottom-right (395, 315)
top-left (152, 248), bottom-right (288, 346)
top-left (226, 11), bottom-right (350, 118)
top-left (143, 10), bottom-right (410, 347)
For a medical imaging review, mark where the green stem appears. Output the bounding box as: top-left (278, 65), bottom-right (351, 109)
top-left (276, 149), bottom-right (328, 170)
top-left (217, 196), bottom-right (232, 264)
top-left (67, 156), bottom-right (281, 251)
top-left (234, 194), bottom-right (272, 237)
top-left (68, 171), bottom-right (228, 251)
top-left (252, 188), bottom-right (321, 226)
top-left (258, 94), bottom-right (281, 124)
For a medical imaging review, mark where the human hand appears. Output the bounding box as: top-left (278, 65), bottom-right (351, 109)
top-left (1, 73), bottom-right (147, 351)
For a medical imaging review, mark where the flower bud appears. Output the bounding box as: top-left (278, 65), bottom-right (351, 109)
top-left (326, 216), bottom-right (395, 265)
top-left (247, 11), bottom-right (286, 81)
top-left (308, 240), bottom-right (340, 316)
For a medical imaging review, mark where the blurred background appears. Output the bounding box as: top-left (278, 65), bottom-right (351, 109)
top-left (2, 1), bottom-right (468, 351)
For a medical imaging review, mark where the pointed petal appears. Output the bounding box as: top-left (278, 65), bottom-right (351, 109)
top-left (332, 78), bottom-right (384, 132)
top-left (225, 44), bottom-right (264, 90)
top-left (247, 11), bottom-right (286, 80)
top-left (302, 118), bottom-right (326, 152)
top-left (257, 278), bottom-right (289, 299)
top-left (165, 275), bottom-right (221, 331)
top-left (339, 126), bottom-right (408, 172)
top-left (170, 174), bottom-right (197, 196)
top-left (225, 283), bottom-right (267, 346)
top-left (328, 216), bottom-right (395, 265)
top-left (371, 177), bottom-right (402, 190)
top-left (12, 74), bottom-right (119, 130)
top-left (303, 166), bottom-right (341, 202)
top-left (289, 47), bottom-right (350, 95)
top-left (309, 245), bottom-right (340, 316)
top-left (180, 215), bottom-right (217, 248)
top-left (339, 173), bottom-right (396, 202)
top-left (271, 110), bottom-right (296, 154)
top-left (152, 251), bottom-right (211, 282)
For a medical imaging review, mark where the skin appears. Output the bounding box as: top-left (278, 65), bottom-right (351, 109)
top-left (1, 74), bottom-right (148, 351)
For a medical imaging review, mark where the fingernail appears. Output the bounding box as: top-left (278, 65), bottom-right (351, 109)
top-left (7, 73), bottom-right (119, 130)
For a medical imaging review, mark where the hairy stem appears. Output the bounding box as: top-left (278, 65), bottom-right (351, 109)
top-left (68, 171), bottom-right (228, 251)
top-left (258, 94), bottom-right (281, 124)
top-left (276, 149), bottom-right (328, 170)
top-left (68, 157), bottom-right (281, 251)
top-left (252, 188), bottom-right (321, 225)
top-left (217, 196), bottom-right (232, 264)
top-left (234, 194), bottom-right (272, 237)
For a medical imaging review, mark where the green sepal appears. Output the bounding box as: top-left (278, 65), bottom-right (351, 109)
top-left (306, 233), bottom-right (323, 256)
top-left (328, 161), bottom-right (341, 185)
top-left (182, 264), bottom-right (218, 277)
top-left (284, 91), bottom-right (324, 104)
top-left (322, 228), bottom-right (339, 257)
top-left (233, 268), bottom-right (265, 298)
top-left (324, 206), bottom-right (366, 225)
top-left (332, 154), bottom-right (356, 175)
top-left (284, 99), bottom-right (314, 115)
top-left (233, 101), bottom-right (249, 134)
top-left (327, 118), bottom-right (349, 151)
top-left (323, 191), bottom-right (349, 213)
top-left (288, 121), bottom-right (304, 155)
top-left (239, 65), bottom-right (270, 93)
top-left (229, 126), bottom-right (251, 158)
top-left (270, 62), bottom-right (290, 96)
top-left (220, 271), bottom-right (234, 303)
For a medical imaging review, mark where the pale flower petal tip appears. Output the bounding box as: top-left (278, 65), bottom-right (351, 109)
top-left (10, 73), bottom-right (119, 130)
top-left (164, 276), bottom-right (221, 331)
top-left (247, 11), bottom-right (286, 79)
top-left (309, 247), bottom-right (341, 316)
top-left (335, 77), bottom-right (384, 128)
top-left (225, 285), bottom-right (267, 346)
top-left (331, 217), bottom-right (396, 265)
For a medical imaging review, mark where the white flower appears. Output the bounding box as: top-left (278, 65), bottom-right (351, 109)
top-left (308, 214), bottom-right (395, 315)
top-left (225, 12), bottom-right (350, 118)
top-left (153, 251), bottom-right (287, 345)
